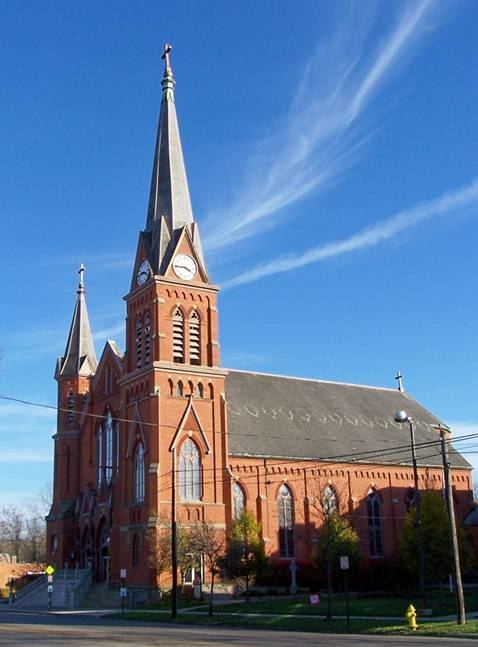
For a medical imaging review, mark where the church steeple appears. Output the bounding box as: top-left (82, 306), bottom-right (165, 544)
top-left (56, 265), bottom-right (97, 378)
top-left (143, 43), bottom-right (206, 276)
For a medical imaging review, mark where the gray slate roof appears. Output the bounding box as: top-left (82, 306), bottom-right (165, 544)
top-left (225, 370), bottom-right (470, 469)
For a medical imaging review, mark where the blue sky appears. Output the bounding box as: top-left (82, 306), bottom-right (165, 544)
top-left (0, 0), bottom-right (477, 507)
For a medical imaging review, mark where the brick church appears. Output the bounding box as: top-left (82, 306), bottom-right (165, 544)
top-left (47, 48), bottom-right (473, 591)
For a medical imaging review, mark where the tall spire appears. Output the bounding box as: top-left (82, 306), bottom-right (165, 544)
top-left (56, 265), bottom-right (97, 378)
top-left (145, 43), bottom-right (205, 274)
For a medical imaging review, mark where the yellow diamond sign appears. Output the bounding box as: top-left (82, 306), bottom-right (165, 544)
top-left (45, 565), bottom-right (55, 576)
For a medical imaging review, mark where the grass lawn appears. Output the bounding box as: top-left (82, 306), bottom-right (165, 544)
top-left (212, 591), bottom-right (478, 618)
top-left (112, 611), bottom-right (478, 638)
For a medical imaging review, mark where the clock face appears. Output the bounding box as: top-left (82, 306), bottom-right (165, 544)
top-left (136, 259), bottom-right (151, 286)
top-left (173, 253), bottom-right (197, 280)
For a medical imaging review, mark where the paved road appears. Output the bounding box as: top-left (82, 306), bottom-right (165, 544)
top-left (0, 611), bottom-right (475, 646)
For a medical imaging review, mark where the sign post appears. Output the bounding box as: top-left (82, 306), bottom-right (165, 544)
top-left (119, 569), bottom-right (127, 616)
top-left (45, 565), bottom-right (55, 612)
top-left (340, 556), bottom-right (350, 631)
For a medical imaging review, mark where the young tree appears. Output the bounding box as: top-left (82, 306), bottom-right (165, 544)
top-left (147, 519), bottom-right (197, 592)
top-left (223, 510), bottom-right (268, 603)
top-left (399, 489), bottom-right (472, 585)
top-left (308, 482), bottom-right (360, 620)
top-left (190, 521), bottom-right (226, 616)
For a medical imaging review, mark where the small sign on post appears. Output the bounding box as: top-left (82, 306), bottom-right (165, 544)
top-left (120, 569), bottom-right (127, 579)
top-left (45, 565), bottom-right (55, 576)
top-left (340, 555), bottom-right (350, 631)
top-left (309, 593), bottom-right (320, 606)
top-left (120, 587), bottom-right (127, 598)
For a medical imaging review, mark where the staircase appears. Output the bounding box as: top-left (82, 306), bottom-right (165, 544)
top-left (12, 568), bottom-right (92, 610)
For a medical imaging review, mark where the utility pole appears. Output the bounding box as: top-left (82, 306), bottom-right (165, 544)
top-left (395, 411), bottom-right (425, 603)
top-left (437, 425), bottom-right (466, 625)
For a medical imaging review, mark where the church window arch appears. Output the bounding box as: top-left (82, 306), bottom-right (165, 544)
top-left (179, 438), bottom-right (201, 502)
top-left (172, 308), bottom-right (185, 363)
top-left (189, 310), bottom-right (201, 365)
top-left (114, 420), bottom-right (120, 476)
top-left (66, 391), bottom-right (75, 427)
top-left (105, 411), bottom-right (113, 485)
top-left (208, 383), bottom-right (214, 399)
top-left (134, 444), bottom-right (145, 504)
top-left (168, 379), bottom-right (174, 396)
top-left (322, 484), bottom-right (338, 518)
top-left (278, 484), bottom-right (294, 558)
top-left (97, 424), bottom-right (103, 487)
top-left (233, 482), bottom-right (245, 519)
top-left (195, 382), bottom-right (204, 398)
top-left (188, 380), bottom-right (194, 395)
top-left (367, 489), bottom-right (383, 557)
top-left (143, 310), bottom-right (151, 364)
top-left (132, 534), bottom-right (139, 566)
top-left (176, 381), bottom-right (184, 397)
top-left (135, 314), bottom-right (143, 368)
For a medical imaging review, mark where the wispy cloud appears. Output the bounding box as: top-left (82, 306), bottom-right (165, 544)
top-left (93, 321), bottom-right (125, 344)
top-left (0, 449), bottom-right (52, 463)
top-left (222, 178), bottom-right (478, 289)
top-left (203, 0), bottom-right (436, 254)
top-left (37, 252), bottom-right (132, 272)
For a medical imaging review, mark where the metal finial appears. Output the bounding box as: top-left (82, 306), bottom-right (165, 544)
top-left (395, 370), bottom-right (404, 392)
top-left (160, 43), bottom-right (175, 102)
top-left (161, 43), bottom-right (172, 70)
top-left (78, 263), bottom-right (85, 292)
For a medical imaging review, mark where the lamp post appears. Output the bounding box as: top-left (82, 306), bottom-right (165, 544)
top-left (394, 410), bottom-right (426, 601)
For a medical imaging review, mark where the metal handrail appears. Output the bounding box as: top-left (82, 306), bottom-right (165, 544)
top-left (12, 573), bottom-right (47, 604)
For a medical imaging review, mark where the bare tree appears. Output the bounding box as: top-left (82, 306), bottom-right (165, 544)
top-left (0, 505), bottom-right (25, 560)
top-left (190, 521), bottom-right (226, 616)
top-left (307, 479), bottom-right (360, 620)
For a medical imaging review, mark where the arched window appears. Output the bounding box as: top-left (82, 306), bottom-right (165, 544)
top-left (135, 315), bottom-right (143, 369)
top-left (278, 484), bottom-right (294, 558)
top-left (132, 534), bottom-right (139, 565)
top-left (97, 424), bottom-right (103, 486)
top-left (189, 310), bottom-right (201, 365)
top-left (114, 420), bottom-right (120, 475)
top-left (233, 482), bottom-right (245, 519)
top-left (405, 487), bottom-right (416, 512)
top-left (367, 489), bottom-right (383, 557)
top-left (176, 381), bottom-right (184, 397)
top-left (172, 308), bottom-right (184, 363)
top-left (134, 444), bottom-right (145, 503)
top-left (179, 439), bottom-right (201, 501)
top-left (105, 412), bottom-right (113, 485)
top-left (195, 383), bottom-right (204, 398)
top-left (143, 311), bottom-right (151, 364)
top-left (66, 392), bottom-right (75, 427)
top-left (323, 484), bottom-right (338, 518)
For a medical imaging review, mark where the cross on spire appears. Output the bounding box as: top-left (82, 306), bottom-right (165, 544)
top-left (161, 43), bottom-right (172, 70)
top-left (395, 370), bottom-right (404, 392)
top-left (78, 263), bottom-right (85, 293)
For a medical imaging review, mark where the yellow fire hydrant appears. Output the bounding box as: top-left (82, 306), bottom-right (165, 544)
top-left (405, 604), bottom-right (417, 631)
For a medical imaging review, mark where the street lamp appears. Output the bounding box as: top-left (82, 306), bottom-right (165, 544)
top-left (394, 410), bottom-right (426, 601)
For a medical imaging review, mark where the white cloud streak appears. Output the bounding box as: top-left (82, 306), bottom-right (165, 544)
top-left (203, 0), bottom-right (436, 254)
top-left (223, 179), bottom-right (478, 289)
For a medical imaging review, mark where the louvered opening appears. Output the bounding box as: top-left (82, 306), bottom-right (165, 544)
top-left (189, 310), bottom-right (200, 365)
top-left (67, 392), bottom-right (75, 427)
top-left (173, 308), bottom-right (184, 363)
top-left (143, 311), bottom-right (151, 364)
top-left (135, 316), bottom-right (143, 368)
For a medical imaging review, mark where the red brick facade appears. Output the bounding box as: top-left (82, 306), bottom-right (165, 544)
top-left (46, 56), bottom-right (473, 591)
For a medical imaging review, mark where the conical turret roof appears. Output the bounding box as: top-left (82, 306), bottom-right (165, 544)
top-left (56, 265), bottom-right (97, 378)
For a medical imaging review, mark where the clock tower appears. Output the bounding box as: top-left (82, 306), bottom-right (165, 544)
top-left (121, 45), bottom-right (227, 587)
